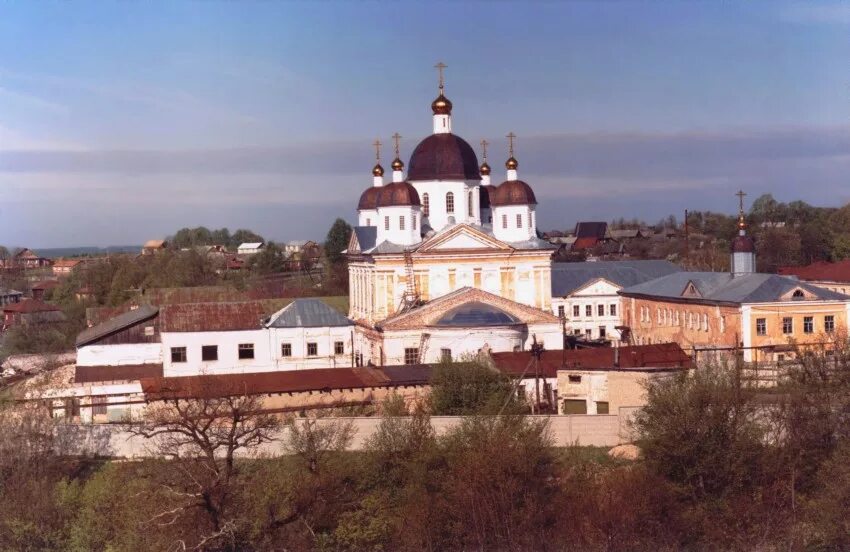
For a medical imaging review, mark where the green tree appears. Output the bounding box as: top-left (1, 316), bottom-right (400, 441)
top-left (247, 241), bottom-right (286, 275)
top-left (231, 229), bottom-right (265, 249)
top-left (324, 218), bottom-right (352, 266)
top-left (428, 359), bottom-right (521, 415)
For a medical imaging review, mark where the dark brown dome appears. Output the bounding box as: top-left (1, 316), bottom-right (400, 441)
top-left (377, 181), bottom-right (421, 208)
top-left (731, 235), bottom-right (755, 253)
top-left (479, 185), bottom-right (493, 209)
top-left (479, 161), bottom-right (491, 176)
top-left (358, 186), bottom-right (381, 210)
top-left (491, 180), bottom-right (537, 206)
top-left (431, 93), bottom-right (452, 115)
top-left (407, 134), bottom-right (481, 182)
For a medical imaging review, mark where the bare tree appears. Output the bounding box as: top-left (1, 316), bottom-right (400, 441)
top-left (130, 390), bottom-right (281, 550)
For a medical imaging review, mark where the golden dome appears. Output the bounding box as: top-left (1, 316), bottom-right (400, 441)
top-left (431, 93), bottom-right (453, 115)
top-left (737, 213), bottom-right (747, 230)
top-left (391, 157), bottom-right (404, 171)
top-left (479, 161), bottom-right (491, 176)
top-left (505, 156), bottom-right (518, 170)
top-left (372, 163), bottom-right (384, 177)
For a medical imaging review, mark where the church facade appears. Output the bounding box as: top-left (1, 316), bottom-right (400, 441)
top-left (347, 70), bottom-right (562, 365)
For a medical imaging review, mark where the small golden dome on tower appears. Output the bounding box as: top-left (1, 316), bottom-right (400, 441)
top-left (391, 157), bottom-right (404, 171)
top-left (738, 213), bottom-right (747, 230)
top-left (479, 162), bottom-right (491, 176)
top-left (431, 93), bottom-right (453, 115)
top-left (372, 163), bottom-right (384, 177)
top-left (505, 156), bottom-right (518, 170)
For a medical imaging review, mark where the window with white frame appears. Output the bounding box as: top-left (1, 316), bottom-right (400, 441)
top-left (422, 193), bottom-right (429, 217)
top-left (446, 192), bottom-right (454, 213)
top-left (399, 216), bottom-right (405, 230)
top-left (516, 213), bottom-right (522, 228)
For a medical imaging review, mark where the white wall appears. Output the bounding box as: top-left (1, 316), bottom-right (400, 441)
top-left (268, 325), bottom-right (354, 369)
top-left (551, 280), bottom-right (624, 344)
top-left (492, 205), bottom-right (536, 243)
top-left (358, 209), bottom-right (377, 227)
top-left (376, 205), bottom-right (421, 246)
top-left (412, 180), bottom-right (480, 231)
top-left (77, 343), bottom-right (162, 367)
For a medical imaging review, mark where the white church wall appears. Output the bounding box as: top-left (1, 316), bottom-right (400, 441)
top-left (376, 205), bottom-right (421, 246)
top-left (358, 209), bottom-right (377, 227)
top-left (382, 327), bottom-right (528, 365)
top-left (492, 204), bottom-right (536, 242)
top-left (411, 180), bottom-right (480, 231)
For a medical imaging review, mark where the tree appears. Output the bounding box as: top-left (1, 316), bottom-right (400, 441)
top-left (428, 358), bottom-right (521, 415)
top-left (231, 229), bottom-right (265, 249)
top-left (247, 241), bottom-right (286, 275)
top-left (324, 218), bottom-right (352, 266)
top-left (129, 391), bottom-right (280, 549)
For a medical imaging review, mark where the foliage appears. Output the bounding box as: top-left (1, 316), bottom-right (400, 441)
top-left (246, 241), bottom-right (287, 275)
top-left (427, 358), bottom-right (522, 415)
top-left (324, 218), bottom-right (352, 266)
top-left (168, 226), bottom-right (264, 250)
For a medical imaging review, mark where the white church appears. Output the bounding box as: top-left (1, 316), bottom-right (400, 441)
top-left (347, 66), bottom-right (562, 365)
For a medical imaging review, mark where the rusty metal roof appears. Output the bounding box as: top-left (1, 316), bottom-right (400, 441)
top-left (3, 299), bottom-right (62, 314)
top-left (158, 301), bottom-right (268, 332)
top-left (76, 304), bottom-right (159, 347)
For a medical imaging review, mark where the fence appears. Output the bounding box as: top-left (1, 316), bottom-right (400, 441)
top-left (56, 411), bottom-right (638, 458)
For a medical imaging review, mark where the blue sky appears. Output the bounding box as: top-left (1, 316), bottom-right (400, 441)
top-left (1, 1), bottom-right (849, 247)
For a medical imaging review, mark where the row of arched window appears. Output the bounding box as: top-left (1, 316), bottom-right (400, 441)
top-left (420, 191), bottom-right (475, 218)
top-left (638, 306), bottom-right (714, 333)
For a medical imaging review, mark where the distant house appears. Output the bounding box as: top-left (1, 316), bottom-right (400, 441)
top-left (571, 222), bottom-right (609, 252)
top-left (6, 248), bottom-right (53, 269)
top-left (31, 280), bottom-right (61, 301)
top-left (2, 299), bottom-right (65, 331)
top-left (608, 228), bottom-right (646, 241)
top-left (778, 260), bottom-right (850, 295)
top-left (237, 242), bottom-right (265, 255)
top-left (225, 257), bottom-right (246, 271)
top-left (284, 240), bottom-right (317, 255)
top-left (142, 240), bottom-right (168, 255)
top-left (53, 258), bottom-right (84, 276)
top-left (0, 288), bottom-right (23, 307)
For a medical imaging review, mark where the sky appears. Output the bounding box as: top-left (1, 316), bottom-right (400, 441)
top-left (1, 1), bottom-right (849, 248)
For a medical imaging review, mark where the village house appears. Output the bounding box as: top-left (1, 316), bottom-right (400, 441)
top-left (3, 248), bottom-right (53, 269)
top-left (237, 242), bottom-right (265, 255)
top-left (31, 280), bottom-right (61, 301)
top-left (2, 299), bottom-right (65, 331)
top-left (0, 288), bottom-right (23, 307)
top-left (52, 258), bottom-right (84, 276)
top-left (550, 260), bottom-right (681, 344)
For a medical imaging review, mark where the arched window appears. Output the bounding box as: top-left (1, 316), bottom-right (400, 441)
top-left (792, 289), bottom-right (805, 300)
top-left (446, 192), bottom-right (454, 213)
top-left (422, 193), bottom-right (429, 217)
top-left (468, 191), bottom-right (473, 216)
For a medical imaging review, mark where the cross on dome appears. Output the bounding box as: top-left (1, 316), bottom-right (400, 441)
top-left (505, 132), bottom-right (518, 171)
top-left (371, 138), bottom-right (384, 177)
top-left (391, 132), bottom-right (404, 172)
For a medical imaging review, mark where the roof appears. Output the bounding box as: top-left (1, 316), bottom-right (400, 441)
top-left (31, 280), bottom-right (60, 291)
top-left (237, 242), bottom-right (264, 249)
top-left (159, 301), bottom-right (269, 332)
top-left (575, 222), bottom-right (608, 240)
top-left (351, 226), bottom-right (377, 252)
top-left (267, 298), bottom-right (352, 328)
top-left (479, 184), bottom-right (493, 209)
top-left (0, 288), bottom-right (24, 297)
top-left (76, 304), bottom-right (159, 347)
top-left (778, 260), bottom-right (850, 283)
top-left (490, 179), bottom-right (537, 206)
top-left (53, 259), bottom-right (82, 268)
top-left (731, 234), bottom-right (755, 253)
top-left (377, 181), bottom-right (421, 207)
top-left (551, 260), bottom-right (682, 297)
top-left (608, 228), bottom-right (643, 239)
top-left (75, 363), bottom-right (163, 383)
top-left (140, 365), bottom-right (433, 400)
top-left (3, 299), bottom-right (62, 314)
top-left (491, 343), bottom-right (692, 379)
top-left (620, 271), bottom-right (850, 305)
top-left (407, 133), bottom-right (482, 182)
top-left (571, 237), bottom-right (601, 251)
top-left (143, 239), bottom-right (166, 249)
top-left (358, 186), bottom-right (381, 210)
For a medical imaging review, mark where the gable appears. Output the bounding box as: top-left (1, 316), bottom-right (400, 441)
top-left (347, 231), bottom-right (361, 254)
top-left (418, 224), bottom-right (511, 253)
top-left (572, 278), bottom-right (622, 297)
top-left (780, 286), bottom-right (817, 301)
top-left (681, 281), bottom-right (702, 298)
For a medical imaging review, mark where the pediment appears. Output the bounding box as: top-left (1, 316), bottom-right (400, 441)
top-left (418, 224), bottom-right (512, 253)
top-left (572, 278), bottom-right (621, 297)
top-left (347, 231), bottom-right (361, 254)
top-left (781, 286), bottom-right (816, 301)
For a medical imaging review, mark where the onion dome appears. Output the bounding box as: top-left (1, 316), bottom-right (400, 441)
top-left (391, 157), bottom-right (404, 171)
top-left (731, 235), bottom-right (755, 253)
top-left (372, 163), bottom-right (384, 177)
top-left (479, 184), bottom-right (493, 209)
top-left (431, 93), bottom-right (453, 115)
top-left (490, 180), bottom-right (537, 207)
top-left (377, 181), bottom-right (421, 207)
top-left (358, 187), bottom-right (381, 210)
top-left (479, 161), bottom-right (491, 176)
top-left (407, 134), bottom-right (481, 181)
top-left (505, 156), bottom-right (518, 170)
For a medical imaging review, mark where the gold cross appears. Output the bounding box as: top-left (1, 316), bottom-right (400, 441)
top-left (480, 139), bottom-right (489, 160)
top-left (434, 61), bottom-right (447, 90)
top-left (392, 132), bottom-right (402, 158)
top-left (736, 189), bottom-right (746, 213)
top-left (373, 139), bottom-right (382, 161)
top-left (506, 132), bottom-right (516, 157)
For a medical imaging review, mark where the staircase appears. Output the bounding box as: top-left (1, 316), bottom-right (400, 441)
top-left (396, 247), bottom-right (422, 313)
top-left (418, 332), bottom-right (431, 364)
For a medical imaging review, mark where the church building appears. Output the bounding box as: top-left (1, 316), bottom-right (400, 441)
top-left (348, 66), bottom-right (562, 365)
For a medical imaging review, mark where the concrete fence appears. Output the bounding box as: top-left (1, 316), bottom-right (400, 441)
top-left (57, 411), bottom-right (640, 459)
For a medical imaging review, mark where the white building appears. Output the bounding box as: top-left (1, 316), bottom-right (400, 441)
top-left (550, 260), bottom-right (681, 344)
top-left (237, 242), bottom-right (265, 255)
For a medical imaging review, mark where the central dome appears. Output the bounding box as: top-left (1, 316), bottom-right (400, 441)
top-left (407, 134), bottom-right (481, 182)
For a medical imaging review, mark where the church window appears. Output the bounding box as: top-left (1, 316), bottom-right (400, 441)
top-left (404, 347), bottom-right (419, 364)
top-left (422, 193), bottom-right (430, 217)
top-left (384, 216), bottom-right (389, 230)
top-left (468, 191), bottom-right (473, 216)
top-left (399, 216), bottom-right (405, 230)
top-left (413, 215), bottom-right (417, 230)
top-left (446, 192), bottom-right (454, 213)
top-left (528, 212), bottom-right (532, 229)
top-left (366, 218), bottom-right (371, 226)
top-left (516, 214), bottom-right (522, 228)
top-left (502, 214), bottom-right (508, 229)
